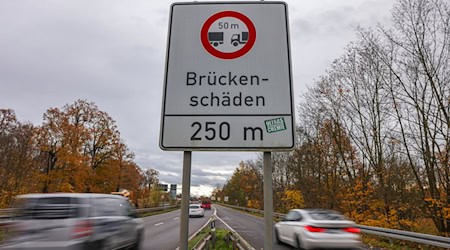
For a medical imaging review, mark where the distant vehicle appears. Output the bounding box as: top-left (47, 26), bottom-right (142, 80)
top-left (274, 209), bottom-right (361, 250)
top-left (201, 200), bottom-right (211, 210)
top-left (231, 32), bottom-right (248, 46)
top-left (0, 193), bottom-right (144, 250)
top-left (189, 204), bottom-right (204, 218)
top-left (208, 32), bottom-right (224, 47)
top-left (111, 189), bottom-right (131, 198)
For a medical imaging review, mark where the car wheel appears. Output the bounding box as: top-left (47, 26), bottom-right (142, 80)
top-left (130, 230), bottom-right (143, 250)
top-left (99, 238), bottom-right (113, 250)
top-left (296, 235), bottom-right (305, 250)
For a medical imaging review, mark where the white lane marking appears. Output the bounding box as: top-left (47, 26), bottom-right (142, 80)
top-left (174, 206), bottom-right (217, 250)
top-left (154, 222), bottom-right (164, 227)
top-left (188, 207), bottom-right (217, 241)
top-left (174, 217), bottom-right (179, 220)
top-left (214, 205), bottom-right (256, 250)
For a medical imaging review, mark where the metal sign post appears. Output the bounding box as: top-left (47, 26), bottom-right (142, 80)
top-left (263, 152), bottom-right (273, 249)
top-left (179, 151), bottom-right (191, 250)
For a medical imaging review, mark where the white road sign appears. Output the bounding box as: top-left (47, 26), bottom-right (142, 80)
top-left (160, 2), bottom-right (294, 151)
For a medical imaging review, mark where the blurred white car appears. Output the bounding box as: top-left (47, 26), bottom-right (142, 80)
top-left (274, 209), bottom-right (361, 250)
top-left (189, 204), bottom-right (204, 218)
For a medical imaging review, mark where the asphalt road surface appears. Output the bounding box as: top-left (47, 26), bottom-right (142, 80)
top-left (141, 208), bottom-right (214, 250)
top-left (214, 204), bottom-right (294, 250)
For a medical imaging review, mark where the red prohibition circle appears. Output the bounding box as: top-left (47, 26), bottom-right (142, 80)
top-left (201, 11), bottom-right (256, 60)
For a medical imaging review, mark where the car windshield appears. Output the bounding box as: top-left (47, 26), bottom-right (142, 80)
top-left (189, 205), bottom-right (200, 209)
top-left (307, 210), bottom-right (346, 220)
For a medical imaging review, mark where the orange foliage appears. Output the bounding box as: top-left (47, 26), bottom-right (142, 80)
top-left (0, 101), bottom-right (147, 207)
top-left (281, 190), bottom-right (305, 212)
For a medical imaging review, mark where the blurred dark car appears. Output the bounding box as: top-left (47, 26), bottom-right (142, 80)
top-left (201, 201), bottom-right (211, 210)
top-left (0, 193), bottom-right (144, 250)
top-left (274, 209), bottom-right (361, 250)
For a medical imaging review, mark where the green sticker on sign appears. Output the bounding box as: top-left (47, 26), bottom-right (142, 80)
top-left (265, 117), bottom-right (286, 133)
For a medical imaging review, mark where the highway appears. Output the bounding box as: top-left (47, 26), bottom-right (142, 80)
top-left (140, 205), bottom-right (370, 250)
top-left (214, 204), bottom-right (294, 250)
top-left (141, 208), bottom-right (214, 250)
top-left (139, 205), bottom-right (293, 250)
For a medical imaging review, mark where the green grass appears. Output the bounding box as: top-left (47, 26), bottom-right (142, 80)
top-left (188, 227), bottom-right (210, 249)
top-left (213, 228), bottom-right (233, 250)
top-left (188, 228), bottom-right (233, 250)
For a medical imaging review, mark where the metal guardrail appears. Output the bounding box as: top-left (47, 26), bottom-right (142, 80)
top-left (193, 233), bottom-right (213, 250)
top-left (189, 209), bottom-right (255, 250)
top-left (217, 203), bottom-right (450, 249)
top-left (192, 217), bottom-right (252, 250)
top-left (135, 204), bottom-right (180, 214)
top-left (357, 225), bottom-right (450, 249)
top-left (219, 203), bottom-right (285, 220)
top-left (225, 231), bottom-right (251, 250)
top-left (0, 209), bottom-right (17, 228)
top-left (0, 209), bottom-right (16, 219)
top-left (190, 217), bottom-right (217, 250)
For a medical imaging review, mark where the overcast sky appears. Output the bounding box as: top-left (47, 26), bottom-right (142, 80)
top-left (0, 0), bottom-right (395, 196)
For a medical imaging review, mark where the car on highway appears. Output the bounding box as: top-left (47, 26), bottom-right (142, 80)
top-left (0, 193), bottom-right (144, 250)
top-left (274, 209), bottom-right (361, 250)
top-left (201, 200), bottom-right (211, 210)
top-left (189, 204), bottom-right (204, 218)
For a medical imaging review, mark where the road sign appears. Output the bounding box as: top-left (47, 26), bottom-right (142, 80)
top-left (160, 2), bottom-right (294, 151)
top-left (201, 10), bottom-right (256, 59)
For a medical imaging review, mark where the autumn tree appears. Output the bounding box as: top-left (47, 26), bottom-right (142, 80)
top-left (321, 36), bottom-right (401, 223)
top-left (0, 109), bottom-right (39, 207)
top-left (139, 168), bottom-right (161, 208)
top-left (34, 99), bottom-right (143, 196)
top-left (293, 18), bottom-right (431, 229)
top-left (0, 102), bottom-right (151, 209)
top-left (356, 0), bottom-right (450, 235)
top-left (288, 116), bottom-right (359, 210)
top-left (280, 190), bottom-right (305, 213)
top-left (272, 152), bottom-right (294, 212)
top-left (143, 168), bottom-right (160, 190)
top-left (35, 103), bottom-right (93, 192)
top-left (222, 160), bottom-right (263, 208)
